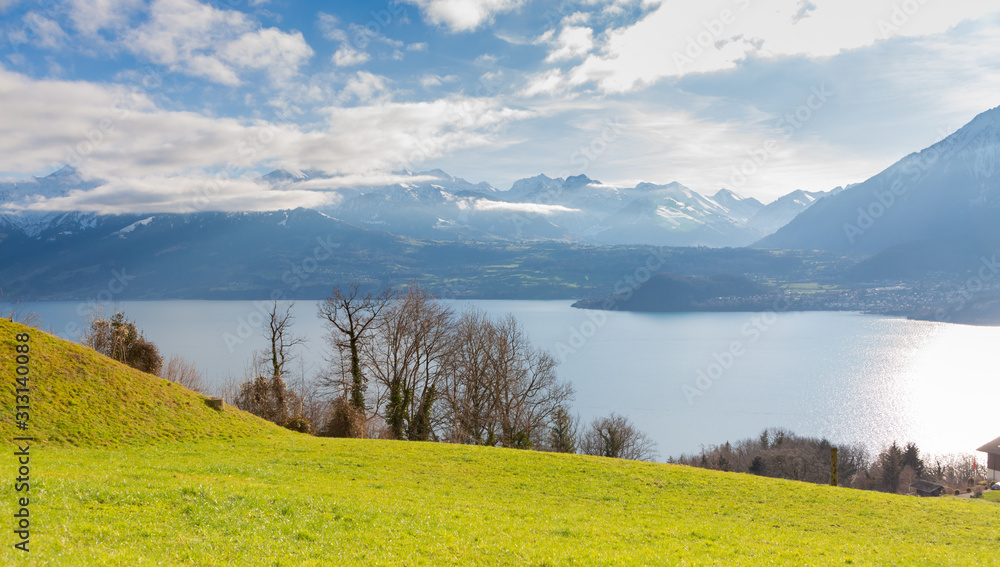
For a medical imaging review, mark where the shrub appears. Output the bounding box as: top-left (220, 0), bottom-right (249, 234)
top-left (84, 310), bottom-right (163, 375)
top-left (320, 397), bottom-right (367, 438)
top-left (282, 415), bottom-right (312, 434)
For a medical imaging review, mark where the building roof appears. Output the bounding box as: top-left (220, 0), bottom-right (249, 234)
top-left (910, 480), bottom-right (944, 493)
top-left (978, 436), bottom-right (1000, 454)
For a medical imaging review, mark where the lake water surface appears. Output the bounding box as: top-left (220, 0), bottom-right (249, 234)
top-left (20, 299), bottom-right (998, 460)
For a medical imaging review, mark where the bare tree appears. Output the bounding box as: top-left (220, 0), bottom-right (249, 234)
top-left (160, 355), bottom-right (206, 393)
top-left (488, 314), bottom-right (572, 448)
top-left (318, 284), bottom-right (392, 411)
top-left (257, 301), bottom-right (305, 424)
top-left (365, 285), bottom-right (455, 440)
top-left (580, 413), bottom-right (657, 462)
top-left (0, 290), bottom-right (41, 329)
top-left (442, 309), bottom-right (495, 444)
top-left (442, 309), bottom-right (573, 448)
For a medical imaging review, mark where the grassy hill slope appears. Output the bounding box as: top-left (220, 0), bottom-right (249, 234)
top-left (1, 320), bottom-right (997, 565)
top-left (0, 319), bottom-right (285, 445)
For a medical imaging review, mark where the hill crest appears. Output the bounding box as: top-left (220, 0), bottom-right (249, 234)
top-left (0, 318), bottom-right (285, 446)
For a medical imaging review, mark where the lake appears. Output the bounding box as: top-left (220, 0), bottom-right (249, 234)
top-left (18, 299), bottom-right (998, 460)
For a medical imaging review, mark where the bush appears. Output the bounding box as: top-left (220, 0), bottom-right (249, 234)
top-left (580, 413), bottom-right (657, 461)
top-left (282, 415), bottom-right (312, 434)
top-left (84, 310), bottom-right (163, 375)
top-left (320, 397), bottom-right (367, 438)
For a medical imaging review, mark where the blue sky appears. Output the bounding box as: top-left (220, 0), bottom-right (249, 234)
top-left (1, 0), bottom-right (999, 213)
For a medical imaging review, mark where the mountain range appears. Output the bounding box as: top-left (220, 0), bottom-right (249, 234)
top-left (0, 167), bottom-right (837, 248)
top-left (3, 104), bottom-right (1000, 301)
top-left (279, 170), bottom-right (839, 247)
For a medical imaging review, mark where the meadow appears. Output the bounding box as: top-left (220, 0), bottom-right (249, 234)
top-left (2, 319), bottom-right (997, 565)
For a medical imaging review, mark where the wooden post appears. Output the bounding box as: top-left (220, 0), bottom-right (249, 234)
top-left (831, 447), bottom-right (838, 487)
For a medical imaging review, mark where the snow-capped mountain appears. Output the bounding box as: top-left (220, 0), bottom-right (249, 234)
top-left (758, 104), bottom-right (1000, 258)
top-left (0, 167), bottom-right (103, 238)
top-left (711, 189), bottom-right (765, 224)
top-left (264, 170), bottom-right (832, 247)
top-left (1, 166), bottom-right (833, 248)
top-left (747, 188), bottom-right (845, 236)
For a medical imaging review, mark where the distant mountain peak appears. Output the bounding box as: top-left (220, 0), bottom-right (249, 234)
top-left (757, 103), bottom-right (1000, 256)
top-left (564, 174), bottom-right (598, 189)
top-left (43, 165), bottom-right (79, 179)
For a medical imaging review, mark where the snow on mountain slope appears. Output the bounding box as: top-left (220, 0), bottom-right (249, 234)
top-left (711, 189), bottom-right (765, 223)
top-left (1, 164), bottom-right (836, 247)
top-left (746, 189), bottom-right (836, 236)
top-left (0, 167), bottom-right (104, 237)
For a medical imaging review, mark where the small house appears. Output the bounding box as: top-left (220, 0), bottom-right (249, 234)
top-left (977, 436), bottom-right (1000, 482)
top-left (909, 480), bottom-right (944, 497)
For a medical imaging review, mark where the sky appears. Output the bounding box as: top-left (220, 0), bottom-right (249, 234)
top-left (1, 0), bottom-right (999, 213)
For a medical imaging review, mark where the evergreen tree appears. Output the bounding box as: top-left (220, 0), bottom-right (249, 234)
top-left (547, 406), bottom-right (578, 454)
top-left (408, 385), bottom-right (436, 442)
top-left (902, 442), bottom-right (925, 478)
top-left (878, 442), bottom-right (904, 493)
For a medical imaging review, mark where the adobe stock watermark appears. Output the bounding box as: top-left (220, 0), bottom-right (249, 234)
top-left (184, 94), bottom-right (299, 212)
top-left (344, 1), bottom-right (409, 52)
top-left (931, 255), bottom-right (1000, 322)
top-left (63, 268), bottom-right (137, 342)
top-left (728, 84), bottom-right (833, 191)
top-left (397, 67), bottom-right (506, 180)
top-left (506, 116), bottom-right (623, 236)
top-left (682, 294), bottom-right (792, 405)
top-left (841, 125), bottom-right (971, 244)
top-left (672, 0), bottom-right (754, 74)
top-left (55, 66), bottom-right (163, 173)
top-left (570, 118), bottom-right (625, 172)
top-left (6, 0), bottom-right (61, 53)
top-left (877, 0), bottom-right (931, 39)
top-left (553, 247), bottom-right (672, 363)
top-left (222, 235), bottom-right (339, 352)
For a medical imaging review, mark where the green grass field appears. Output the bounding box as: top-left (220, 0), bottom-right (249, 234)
top-left (2, 319), bottom-right (998, 565)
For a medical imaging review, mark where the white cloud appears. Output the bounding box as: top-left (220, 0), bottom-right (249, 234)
top-left (124, 0), bottom-right (312, 86)
top-left (561, 12), bottom-right (591, 26)
top-left (538, 0), bottom-right (1000, 94)
top-left (338, 71), bottom-right (392, 104)
top-left (8, 175), bottom-right (333, 214)
top-left (22, 12), bottom-right (69, 49)
top-left (220, 28), bottom-right (313, 81)
top-left (407, 42), bottom-right (429, 51)
top-left (420, 73), bottom-right (459, 88)
top-left (0, 66), bottom-right (531, 213)
top-left (332, 47), bottom-right (370, 67)
top-left (519, 69), bottom-right (566, 97)
top-left (312, 97), bottom-right (533, 174)
top-left (66, 0), bottom-right (143, 36)
top-left (544, 25), bottom-right (594, 62)
top-left (791, 0), bottom-right (816, 24)
top-left (472, 200), bottom-right (579, 215)
top-left (403, 0), bottom-right (524, 33)
top-left (289, 173), bottom-right (443, 190)
top-left (317, 12), bottom-right (348, 42)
